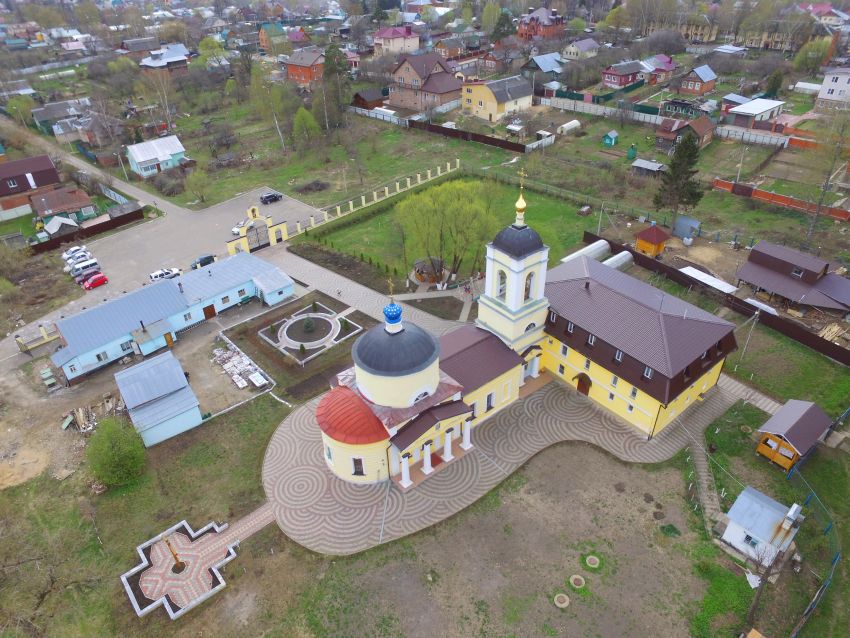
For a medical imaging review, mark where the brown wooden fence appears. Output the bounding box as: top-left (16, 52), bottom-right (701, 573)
top-left (713, 178), bottom-right (850, 221)
top-left (407, 120), bottom-right (527, 153)
top-left (29, 208), bottom-right (144, 254)
top-left (582, 230), bottom-right (850, 366)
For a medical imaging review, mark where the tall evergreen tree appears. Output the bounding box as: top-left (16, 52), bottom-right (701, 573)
top-left (491, 12), bottom-right (516, 41)
top-left (653, 133), bottom-right (703, 230)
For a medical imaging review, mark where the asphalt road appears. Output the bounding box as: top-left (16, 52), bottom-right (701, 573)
top-left (0, 119), bottom-right (320, 364)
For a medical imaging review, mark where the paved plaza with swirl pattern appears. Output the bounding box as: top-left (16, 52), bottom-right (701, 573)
top-left (261, 378), bottom-right (736, 555)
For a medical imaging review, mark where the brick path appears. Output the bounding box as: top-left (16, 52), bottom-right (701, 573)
top-left (717, 373), bottom-right (782, 415)
top-left (261, 378), bottom-right (735, 556)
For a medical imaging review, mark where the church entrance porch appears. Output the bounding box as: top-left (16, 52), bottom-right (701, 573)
top-left (391, 428), bottom-right (473, 493)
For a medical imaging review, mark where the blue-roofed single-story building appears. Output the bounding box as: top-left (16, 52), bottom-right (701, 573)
top-left (51, 252), bottom-right (294, 383)
top-left (721, 486), bottom-right (803, 567)
top-left (115, 351), bottom-right (202, 446)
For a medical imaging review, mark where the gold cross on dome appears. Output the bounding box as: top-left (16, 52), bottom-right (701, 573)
top-left (517, 167), bottom-right (527, 189)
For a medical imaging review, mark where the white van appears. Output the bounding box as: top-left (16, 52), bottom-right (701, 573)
top-left (69, 259), bottom-right (99, 279)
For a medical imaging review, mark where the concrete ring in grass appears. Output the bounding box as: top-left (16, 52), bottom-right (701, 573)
top-left (554, 593), bottom-right (570, 608)
top-left (585, 555), bottom-right (601, 569)
top-left (570, 575), bottom-right (586, 589)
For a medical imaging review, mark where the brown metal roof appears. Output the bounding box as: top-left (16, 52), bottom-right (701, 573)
top-left (688, 115), bottom-right (715, 138)
top-left (0, 155), bottom-right (55, 180)
top-left (736, 261), bottom-right (850, 310)
top-left (757, 399), bottom-right (833, 455)
top-left (393, 53), bottom-right (452, 80)
top-left (440, 325), bottom-right (524, 393)
top-left (390, 400), bottom-right (471, 451)
top-left (545, 257), bottom-right (735, 377)
top-left (751, 240), bottom-right (828, 274)
top-left (30, 186), bottom-right (92, 218)
top-left (635, 224), bottom-right (670, 244)
top-left (421, 71), bottom-right (462, 94)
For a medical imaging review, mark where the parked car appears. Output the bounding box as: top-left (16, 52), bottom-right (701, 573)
top-left (191, 254), bottom-right (215, 269)
top-left (231, 220), bottom-right (246, 235)
top-left (73, 265), bottom-right (102, 284)
top-left (61, 245), bottom-right (87, 261)
top-left (260, 192), bottom-right (282, 205)
top-left (83, 273), bottom-right (108, 290)
top-left (149, 268), bottom-right (181, 282)
top-left (63, 251), bottom-right (93, 271)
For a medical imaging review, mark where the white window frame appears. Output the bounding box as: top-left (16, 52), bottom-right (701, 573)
top-left (486, 392), bottom-right (495, 411)
top-left (587, 334), bottom-right (596, 346)
top-left (221, 295), bottom-right (230, 304)
top-left (643, 366), bottom-right (653, 380)
top-left (184, 312), bottom-right (192, 321)
top-left (611, 375), bottom-right (618, 387)
top-left (120, 340), bottom-right (133, 352)
top-left (567, 321), bottom-right (574, 334)
top-left (614, 349), bottom-right (623, 363)
top-left (561, 344), bottom-right (568, 356)
top-left (584, 358), bottom-right (590, 370)
top-left (791, 267), bottom-right (804, 278)
top-left (6, 178), bottom-right (17, 188)
top-left (630, 387), bottom-right (638, 399)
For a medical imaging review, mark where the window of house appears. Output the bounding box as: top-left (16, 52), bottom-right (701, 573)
top-left (6, 179), bottom-right (17, 188)
top-left (701, 350), bottom-right (708, 360)
top-left (832, 75), bottom-right (839, 82)
top-left (549, 310), bottom-right (557, 323)
top-left (561, 344), bottom-right (568, 356)
top-left (221, 295), bottom-right (230, 304)
top-left (587, 334), bottom-right (596, 346)
top-left (828, 88), bottom-right (835, 95)
top-left (684, 365), bottom-right (691, 379)
top-left (470, 402), bottom-right (477, 418)
top-left (608, 392), bottom-right (614, 400)
top-left (486, 392), bottom-right (495, 411)
top-left (630, 387), bottom-right (638, 399)
top-left (524, 272), bottom-right (534, 301)
top-left (466, 98), bottom-right (472, 104)
top-left (352, 458), bottom-right (364, 476)
top-left (614, 349), bottom-right (623, 363)
top-left (120, 340), bottom-right (133, 352)
top-left (611, 375), bottom-right (618, 387)
top-left (584, 358), bottom-right (590, 370)
top-left (558, 364), bottom-right (565, 375)
top-left (567, 321), bottom-right (574, 334)
top-left (184, 312), bottom-right (192, 322)
top-left (478, 100), bottom-right (483, 107)
top-left (643, 366), bottom-right (653, 380)
top-left (326, 446), bottom-right (333, 461)
top-left (238, 288), bottom-right (246, 297)
top-left (69, 364), bottom-right (77, 373)
top-left (96, 352), bottom-right (108, 362)
top-left (791, 267), bottom-right (804, 278)
top-left (496, 270), bottom-right (507, 299)
top-left (744, 534), bottom-right (758, 547)
top-left (466, 87), bottom-right (472, 93)
top-left (627, 404), bottom-right (634, 413)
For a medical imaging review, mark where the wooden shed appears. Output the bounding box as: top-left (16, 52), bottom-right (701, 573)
top-left (756, 400), bottom-right (833, 470)
top-left (634, 222), bottom-right (670, 258)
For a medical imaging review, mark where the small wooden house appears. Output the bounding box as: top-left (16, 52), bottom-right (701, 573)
top-left (635, 222), bottom-right (670, 257)
top-left (756, 400), bottom-right (833, 470)
top-left (603, 130), bottom-right (618, 146)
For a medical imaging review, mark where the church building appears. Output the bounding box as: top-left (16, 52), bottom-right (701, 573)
top-left (315, 187), bottom-right (737, 487)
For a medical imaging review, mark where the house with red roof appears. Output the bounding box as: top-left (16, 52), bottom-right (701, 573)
top-left (374, 25), bottom-right (420, 56)
top-left (634, 222), bottom-right (671, 258)
top-left (517, 7), bottom-right (566, 41)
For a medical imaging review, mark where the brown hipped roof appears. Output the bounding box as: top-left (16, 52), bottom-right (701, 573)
top-left (635, 224), bottom-right (670, 245)
top-left (758, 399), bottom-right (833, 455)
top-left (688, 115), bottom-right (715, 138)
top-left (736, 261), bottom-right (850, 310)
top-left (390, 400), bottom-right (472, 451)
top-left (545, 257), bottom-right (735, 377)
top-left (393, 53), bottom-right (452, 80)
top-left (440, 325), bottom-right (524, 392)
top-left (30, 186), bottom-right (93, 218)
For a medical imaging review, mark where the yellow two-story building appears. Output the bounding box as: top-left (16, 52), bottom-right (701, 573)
top-left (462, 75), bottom-right (533, 123)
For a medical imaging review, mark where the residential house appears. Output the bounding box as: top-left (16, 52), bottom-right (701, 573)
top-left (139, 43), bottom-right (190, 77)
top-left (798, 3), bottom-right (849, 29)
top-left (816, 67), bottom-right (850, 110)
top-left (52, 110), bottom-right (125, 148)
top-left (736, 240), bottom-right (850, 312)
top-left (482, 48), bottom-right (524, 72)
top-left (601, 60), bottom-right (642, 89)
top-left (679, 65), bottom-right (716, 96)
top-left (517, 8), bottom-right (566, 41)
top-left (258, 22), bottom-right (285, 52)
top-left (284, 49), bottom-right (325, 87)
top-left (721, 487), bottom-right (803, 568)
top-left (740, 24), bottom-right (820, 52)
top-left (30, 186), bottom-right (97, 225)
top-left (661, 97), bottom-right (707, 119)
top-left (31, 98), bottom-right (92, 134)
top-left (542, 256), bottom-right (737, 437)
top-left (126, 135), bottom-right (186, 178)
top-left (521, 52), bottom-right (565, 85)
top-left (388, 53), bottom-right (462, 112)
top-left (756, 399), bottom-right (833, 470)
top-left (638, 54), bottom-right (676, 85)
top-left (722, 93), bottom-right (752, 113)
top-left (563, 38), bottom-right (599, 60)
top-left (643, 19), bottom-right (719, 43)
top-left (50, 252), bottom-right (295, 383)
top-left (0, 79), bottom-right (35, 101)
top-left (119, 37), bottom-right (160, 60)
top-left (0, 155), bottom-right (61, 212)
top-left (726, 98), bottom-right (785, 128)
top-left (115, 351), bottom-right (203, 447)
top-left (288, 29), bottom-right (311, 48)
top-left (655, 116), bottom-right (715, 151)
top-left (462, 75), bottom-right (533, 122)
top-left (345, 49), bottom-right (360, 74)
top-left (631, 158), bottom-right (667, 177)
top-left (434, 37), bottom-right (464, 59)
top-left (374, 26), bottom-right (420, 56)
top-left (352, 88), bottom-right (385, 110)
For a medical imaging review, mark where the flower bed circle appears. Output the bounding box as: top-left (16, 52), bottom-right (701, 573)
top-left (569, 575), bottom-right (586, 589)
top-left (553, 593), bottom-right (570, 609)
top-left (585, 555), bottom-right (601, 569)
top-left (280, 314), bottom-right (336, 350)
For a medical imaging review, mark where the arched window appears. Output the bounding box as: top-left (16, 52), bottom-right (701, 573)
top-left (413, 391), bottom-right (429, 403)
top-left (496, 270), bottom-right (507, 300)
top-left (524, 272), bottom-right (535, 301)
top-left (525, 322), bottom-right (537, 332)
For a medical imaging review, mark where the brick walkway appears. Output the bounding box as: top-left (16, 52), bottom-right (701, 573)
top-left (261, 378), bottom-right (735, 556)
top-left (717, 373), bottom-right (782, 415)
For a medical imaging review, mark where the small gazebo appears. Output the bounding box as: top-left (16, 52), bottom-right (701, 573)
top-left (634, 222), bottom-right (671, 258)
top-left (756, 400), bottom-right (833, 470)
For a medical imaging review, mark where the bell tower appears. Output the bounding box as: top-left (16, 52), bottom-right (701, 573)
top-left (476, 177), bottom-right (549, 354)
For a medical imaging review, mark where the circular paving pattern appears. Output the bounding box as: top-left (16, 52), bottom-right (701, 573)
top-left (585, 554), bottom-right (601, 569)
top-left (569, 575), bottom-right (586, 589)
top-left (554, 593), bottom-right (570, 609)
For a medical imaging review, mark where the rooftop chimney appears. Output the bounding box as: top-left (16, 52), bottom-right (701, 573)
top-left (140, 319), bottom-right (145, 331)
top-left (528, 7), bottom-right (535, 14)
top-left (584, 281), bottom-right (590, 291)
top-left (551, 9), bottom-right (558, 17)
top-left (178, 281), bottom-right (183, 293)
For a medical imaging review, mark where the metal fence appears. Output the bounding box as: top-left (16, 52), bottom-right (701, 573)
top-left (716, 126), bottom-right (790, 147)
top-left (345, 106), bottom-right (409, 128)
top-left (541, 97), bottom-right (665, 126)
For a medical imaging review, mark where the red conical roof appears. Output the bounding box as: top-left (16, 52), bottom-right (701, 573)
top-left (315, 386), bottom-right (389, 445)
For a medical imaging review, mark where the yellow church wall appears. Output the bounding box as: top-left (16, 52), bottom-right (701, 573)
top-left (320, 432), bottom-right (390, 483)
top-left (354, 359), bottom-right (440, 408)
top-left (540, 337), bottom-right (726, 435)
top-left (463, 364), bottom-right (523, 428)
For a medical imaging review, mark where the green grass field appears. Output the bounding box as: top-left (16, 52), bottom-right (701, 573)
top-left (0, 214), bottom-right (33, 238)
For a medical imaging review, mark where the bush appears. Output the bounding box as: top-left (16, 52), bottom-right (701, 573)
top-left (86, 417), bottom-right (146, 486)
top-left (151, 169), bottom-right (185, 196)
top-left (341, 318), bottom-right (350, 333)
top-left (303, 317), bottom-right (315, 333)
top-left (311, 301), bottom-right (318, 312)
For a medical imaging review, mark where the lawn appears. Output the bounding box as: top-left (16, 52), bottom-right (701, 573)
top-left (301, 176), bottom-right (598, 275)
top-left (0, 213), bottom-right (34, 238)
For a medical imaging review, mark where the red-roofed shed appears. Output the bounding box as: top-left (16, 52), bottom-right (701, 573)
top-left (635, 223), bottom-right (671, 258)
top-left (315, 386), bottom-right (389, 445)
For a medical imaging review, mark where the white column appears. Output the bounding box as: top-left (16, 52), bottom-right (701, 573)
top-left (400, 455), bottom-right (412, 488)
top-left (422, 443), bottom-right (433, 474)
top-left (442, 429), bottom-right (454, 462)
top-left (461, 421), bottom-right (472, 450)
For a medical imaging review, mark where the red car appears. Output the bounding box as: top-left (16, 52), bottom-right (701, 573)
top-left (83, 273), bottom-right (108, 290)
